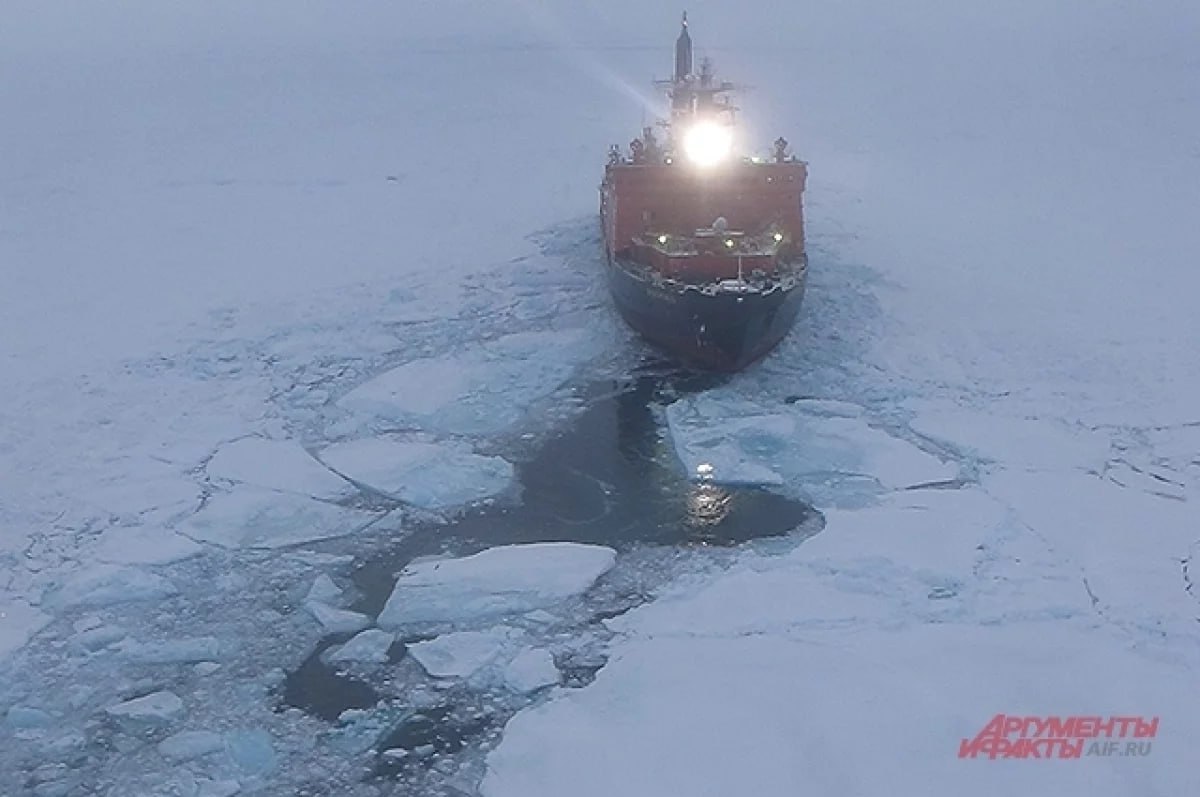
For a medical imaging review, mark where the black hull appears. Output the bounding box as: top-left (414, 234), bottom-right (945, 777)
top-left (606, 255), bottom-right (806, 371)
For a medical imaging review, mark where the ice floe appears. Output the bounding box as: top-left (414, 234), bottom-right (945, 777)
top-left (91, 525), bottom-right (202, 565)
top-left (305, 574), bottom-right (343, 605)
top-left (207, 437), bottom-right (356, 501)
top-left (319, 437), bottom-right (513, 510)
top-left (157, 730), bottom-right (224, 761)
top-left (105, 691), bottom-right (184, 725)
top-left (326, 629), bottom-right (395, 664)
top-left (305, 602), bottom-right (370, 635)
top-left (377, 543), bottom-right (616, 629)
top-left (44, 566), bottom-right (177, 610)
top-left (337, 328), bottom-right (600, 435)
top-left (176, 487), bottom-right (379, 549)
top-left (666, 395), bottom-right (956, 499)
top-left (224, 729), bottom-right (277, 776)
top-left (407, 628), bottom-right (512, 678)
top-left (503, 649), bottom-right (559, 693)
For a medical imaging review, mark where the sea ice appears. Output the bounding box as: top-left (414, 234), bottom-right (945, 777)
top-left (207, 437), bottom-right (356, 501)
top-left (224, 729), bottom-right (277, 776)
top-left (337, 328), bottom-right (598, 435)
top-left (6, 706), bottom-right (54, 729)
top-left (305, 574), bottom-right (343, 605)
top-left (176, 488), bottom-right (379, 549)
top-left (326, 629), bottom-right (394, 664)
top-left (408, 628), bottom-right (512, 678)
top-left (90, 525), bottom-right (203, 565)
top-left (0, 598), bottom-right (51, 658)
top-left (666, 395), bottom-right (956, 496)
top-left (319, 437), bottom-right (513, 510)
top-left (909, 408), bottom-right (1110, 473)
top-left (117, 636), bottom-right (222, 664)
top-left (503, 649), bottom-right (559, 693)
top-left (157, 730), bottom-right (224, 761)
top-left (78, 473), bottom-right (199, 528)
top-left (305, 601), bottom-right (370, 634)
top-left (377, 543), bottom-right (617, 629)
top-left (44, 566), bottom-right (177, 610)
top-left (105, 691), bottom-right (184, 725)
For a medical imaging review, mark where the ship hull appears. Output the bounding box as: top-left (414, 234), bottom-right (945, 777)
top-left (606, 254), bottom-right (805, 371)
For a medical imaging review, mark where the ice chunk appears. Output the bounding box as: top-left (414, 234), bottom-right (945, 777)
top-left (105, 691), bottom-right (183, 725)
top-left (0, 598), bottom-right (51, 658)
top-left (6, 705), bottom-right (54, 729)
top-left (207, 437), bottom-right (356, 501)
top-left (305, 601), bottom-right (370, 634)
top-left (194, 661), bottom-right (221, 676)
top-left (71, 625), bottom-right (126, 652)
top-left (177, 488), bottom-right (379, 549)
top-left (326, 629), bottom-right (394, 664)
top-left (117, 636), bottom-right (221, 663)
top-left (338, 329), bottom-right (598, 435)
top-left (503, 649), bottom-right (559, 693)
top-left (305, 574), bottom-right (343, 605)
top-left (666, 395), bottom-right (956, 494)
top-left (44, 565), bottom-right (177, 609)
top-left (319, 437), bottom-right (513, 510)
top-left (91, 525), bottom-right (203, 565)
top-left (224, 729), bottom-right (276, 776)
top-left (158, 730), bottom-right (224, 760)
top-left (408, 628), bottom-right (511, 678)
top-left (377, 543), bottom-right (616, 629)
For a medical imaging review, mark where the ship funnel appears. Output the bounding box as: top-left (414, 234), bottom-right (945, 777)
top-left (674, 12), bottom-right (692, 81)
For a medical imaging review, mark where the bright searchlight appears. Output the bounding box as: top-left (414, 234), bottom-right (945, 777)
top-left (683, 122), bottom-right (732, 167)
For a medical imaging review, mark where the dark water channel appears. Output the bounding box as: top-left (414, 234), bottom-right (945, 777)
top-left (281, 363), bottom-right (818, 784)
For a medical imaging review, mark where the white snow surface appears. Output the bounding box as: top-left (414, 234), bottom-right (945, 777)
top-left (207, 437), bottom-right (356, 501)
top-left (503, 649), bottom-right (559, 694)
top-left (338, 328), bottom-right (604, 435)
top-left (377, 543), bottom-right (617, 629)
top-left (319, 437), bottom-right (513, 510)
top-left (667, 395), bottom-right (957, 497)
top-left (0, 600), bottom-right (51, 659)
top-left (326, 629), bottom-right (394, 665)
top-left (105, 691), bottom-right (184, 724)
top-left (176, 487), bottom-right (380, 549)
top-left (407, 628), bottom-right (513, 679)
top-left (304, 602), bottom-right (370, 635)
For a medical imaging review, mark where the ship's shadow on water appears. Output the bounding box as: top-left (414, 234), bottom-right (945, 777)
top-left (282, 358), bottom-right (818, 777)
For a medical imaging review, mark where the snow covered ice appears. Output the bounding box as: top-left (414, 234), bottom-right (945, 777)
top-left (105, 691), bottom-right (184, 726)
top-left (207, 437), bottom-right (357, 501)
top-left (338, 329), bottom-right (605, 436)
top-left (319, 437), bottom-right (514, 510)
top-left (377, 543), bottom-right (617, 629)
top-left (326, 629), bottom-right (395, 665)
top-left (176, 487), bottom-right (381, 549)
top-left (407, 628), bottom-right (513, 679)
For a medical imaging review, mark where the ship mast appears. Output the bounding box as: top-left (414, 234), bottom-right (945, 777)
top-left (662, 13), bottom-right (737, 135)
